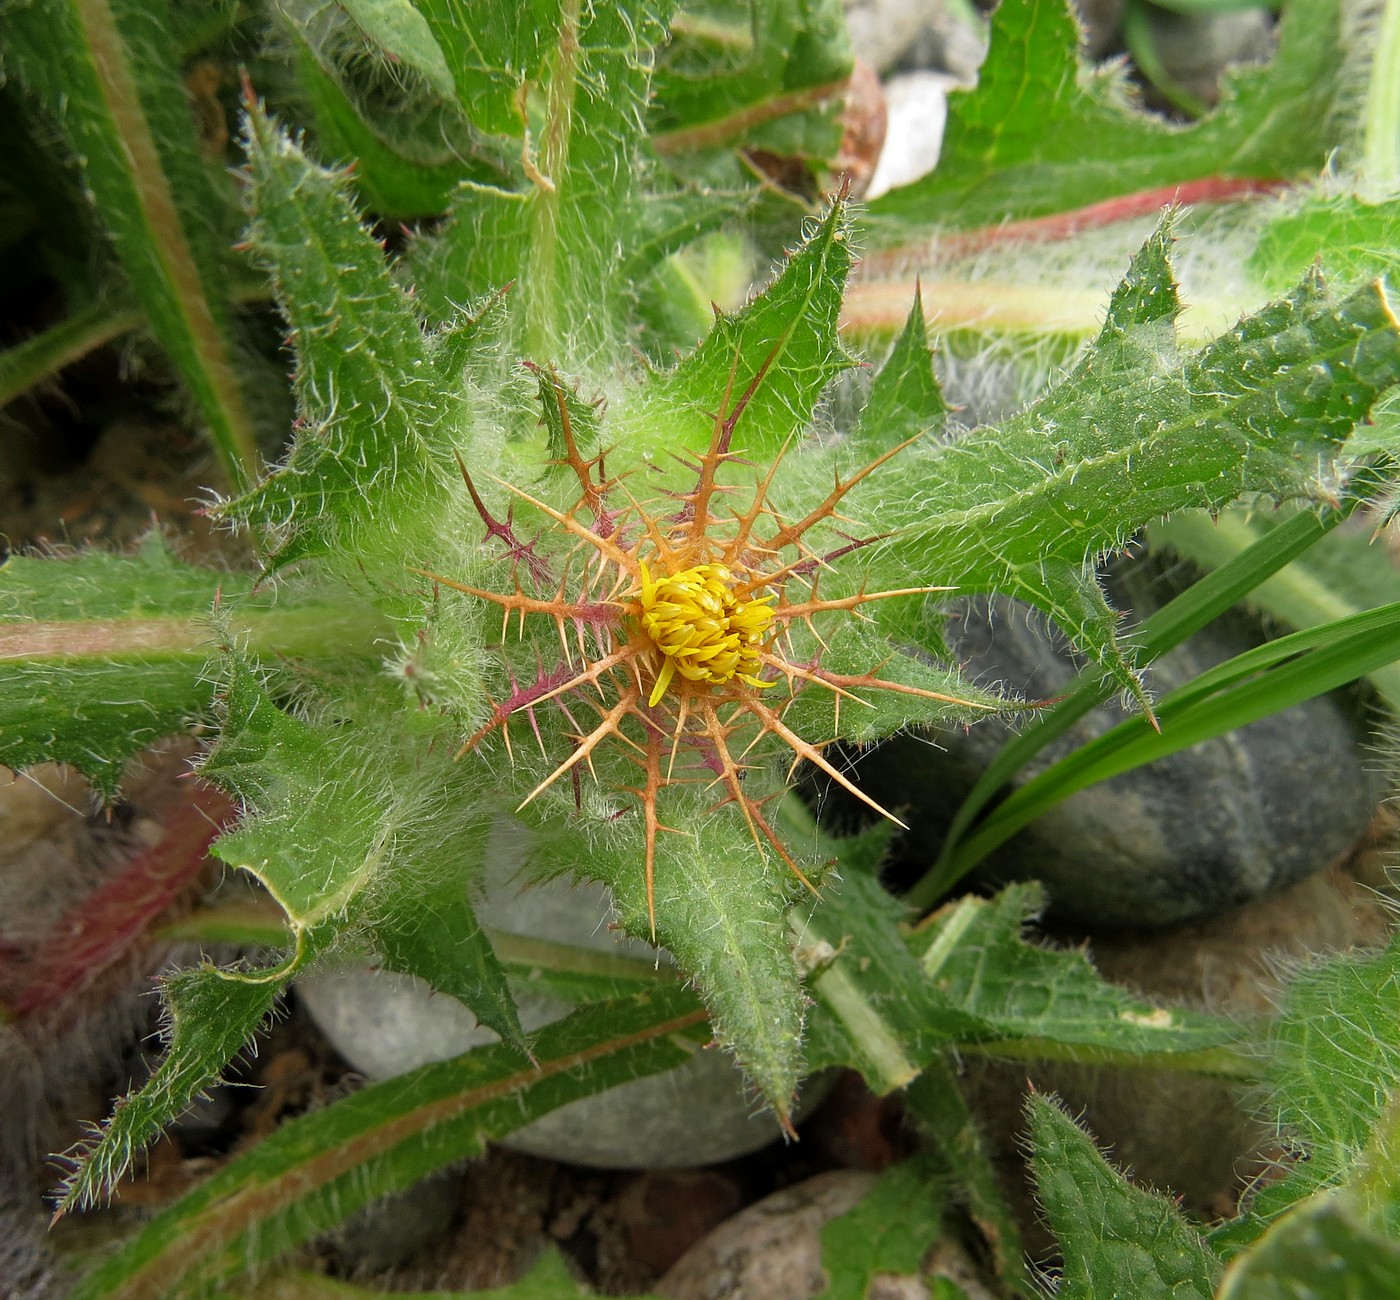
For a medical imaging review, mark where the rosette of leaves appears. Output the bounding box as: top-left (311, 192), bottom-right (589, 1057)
top-left (3, 0), bottom-right (1400, 1231)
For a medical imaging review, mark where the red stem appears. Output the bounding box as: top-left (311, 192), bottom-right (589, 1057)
top-left (4, 781), bottom-right (237, 1024)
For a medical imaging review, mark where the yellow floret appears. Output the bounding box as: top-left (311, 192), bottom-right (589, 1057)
top-left (639, 561), bottom-right (775, 706)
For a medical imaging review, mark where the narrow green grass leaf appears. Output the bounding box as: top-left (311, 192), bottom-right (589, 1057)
top-left (1029, 1094), bottom-right (1221, 1300)
top-left (71, 987), bottom-right (708, 1300)
top-left (915, 500), bottom-right (1358, 908)
top-left (867, 0), bottom-right (1349, 236)
top-left (1149, 505), bottom-right (1400, 707)
top-left (945, 600), bottom-right (1400, 878)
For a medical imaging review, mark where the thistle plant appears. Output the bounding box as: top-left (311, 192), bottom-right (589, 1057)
top-left (6, 1), bottom-right (1400, 1296)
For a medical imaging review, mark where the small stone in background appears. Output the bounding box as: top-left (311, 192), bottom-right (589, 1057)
top-left (835, 60), bottom-right (888, 199)
top-left (1072, 0), bottom-right (1126, 62)
top-left (615, 1169), bottom-right (745, 1275)
top-left (864, 73), bottom-right (955, 200)
top-left (656, 1170), bottom-right (875, 1300)
top-left (328, 1174), bottom-right (460, 1276)
top-left (845, 0), bottom-right (985, 84)
top-left (1137, 6), bottom-right (1276, 110)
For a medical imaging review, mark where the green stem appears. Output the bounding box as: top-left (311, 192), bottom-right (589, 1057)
top-left (0, 296), bottom-right (142, 408)
top-left (524, 0), bottom-right (581, 360)
top-left (1363, 0), bottom-right (1400, 190)
top-left (0, 604), bottom-right (392, 664)
top-left (69, 0), bottom-right (260, 488)
top-left (960, 1036), bottom-right (1257, 1080)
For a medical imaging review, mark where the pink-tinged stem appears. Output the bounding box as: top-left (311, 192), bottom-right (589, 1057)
top-left (5, 782), bottom-right (237, 1024)
top-left (862, 176), bottom-right (1285, 271)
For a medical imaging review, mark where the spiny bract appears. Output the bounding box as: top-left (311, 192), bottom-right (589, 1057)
top-left (414, 356), bottom-right (994, 943)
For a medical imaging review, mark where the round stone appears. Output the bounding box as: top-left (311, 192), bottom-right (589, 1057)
top-left (835, 555), bottom-right (1382, 929)
top-left (298, 828), bottom-right (830, 1167)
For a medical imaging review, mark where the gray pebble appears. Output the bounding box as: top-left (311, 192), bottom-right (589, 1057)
top-left (835, 554), bottom-right (1381, 929)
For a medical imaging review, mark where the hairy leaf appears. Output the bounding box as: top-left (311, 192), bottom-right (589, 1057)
top-left (650, 0), bottom-right (852, 170)
top-left (615, 194), bottom-right (857, 464)
top-left (1148, 505), bottom-right (1400, 708)
top-left (71, 987), bottom-right (708, 1299)
top-left (867, 0), bottom-right (1351, 236)
top-left (55, 961), bottom-right (290, 1214)
top-left (1217, 1194), bottom-right (1400, 1300)
top-left (859, 222), bottom-right (1400, 700)
top-left (406, 0), bottom-right (675, 366)
top-left (911, 884), bottom-right (1239, 1064)
top-left (1249, 933), bottom-right (1400, 1224)
top-left (220, 103), bottom-right (501, 579)
top-left (2, 0), bottom-right (258, 484)
top-left (1029, 1094), bottom-right (1221, 1300)
top-left (0, 537), bottom-right (240, 796)
top-left (815, 1155), bottom-right (946, 1300)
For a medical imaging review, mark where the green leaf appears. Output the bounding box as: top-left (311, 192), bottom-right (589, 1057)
top-left (406, 0), bottom-right (675, 366)
top-left (1029, 1094), bottom-right (1222, 1300)
top-left (866, 0), bottom-right (1351, 236)
top-left (282, 24), bottom-right (485, 219)
top-left (650, 0), bottom-right (853, 165)
top-left (615, 193), bottom-right (857, 464)
top-left (905, 1063), bottom-right (1034, 1296)
top-left (220, 104), bottom-right (494, 578)
top-left (815, 1155), bottom-right (946, 1300)
top-left (802, 847), bottom-right (984, 1093)
top-left (203, 655), bottom-right (525, 1053)
top-left (524, 781), bottom-right (809, 1126)
top-left (368, 874), bottom-right (528, 1058)
top-left (1249, 933), bottom-right (1400, 1223)
top-left (1217, 1194), bottom-right (1400, 1300)
top-left (860, 222), bottom-right (1400, 702)
top-left (2, 0), bottom-right (259, 486)
top-left (0, 537), bottom-right (241, 797)
top-left (410, 0), bottom-right (564, 138)
top-left (849, 287), bottom-right (949, 458)
top-left (55, 961), bottom-right (291, 1214)
top-left (338, 0), bottom-right (455, 99)
top-left (910, 884), bottom-right (1241, 1067)
top-left (1249, 192), bottom-right (1400, 297)
top-left (1149, 505), bottom-right (1400, 708)
top-left (941, 598), bottom-right (1400, 881)
top-left (71, 986), bottom-right (708, 1299)
top-left (238, 1248), bottom-right (590, 1298)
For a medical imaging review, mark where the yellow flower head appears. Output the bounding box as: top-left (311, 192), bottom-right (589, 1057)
top-left (639, 561), bottom-right (775, 705)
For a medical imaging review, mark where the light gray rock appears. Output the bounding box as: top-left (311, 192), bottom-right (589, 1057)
top-left (1138, 7), bottom-right (1275, 109)
top-left (836, 555), bottom-right (1381, 929)
top-left (656, 1170), bottom-right (998, 1300)
top-left (865, 73), bottom-right (955, 200)
top-left (845, 0), bottom-right (985, 84)
top-left (657, 1170), bottom-right (875, 1300)
top-left (298, 829), bottom-right (831, 1168)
